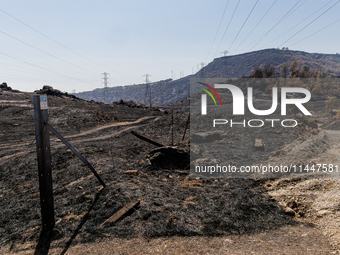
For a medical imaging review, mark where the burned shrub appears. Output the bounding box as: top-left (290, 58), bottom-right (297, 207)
top-left (147, 146), bottom-right (189, 169)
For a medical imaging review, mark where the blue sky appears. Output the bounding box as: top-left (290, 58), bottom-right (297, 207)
top-left (0, 0), bottom-right (339, 92)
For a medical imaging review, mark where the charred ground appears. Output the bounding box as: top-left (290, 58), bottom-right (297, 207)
top-left (0, 85), bottom-right (337, 254)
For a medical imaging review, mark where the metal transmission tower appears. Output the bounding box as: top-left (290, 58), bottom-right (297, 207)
top-left (199, 62), bottom-right (205, 78)
top-left (221, 51), bottom-right (228, 78)
top-left (221, 50), bottom-right (228, 56)
top-left (143, 74), bottom-right (152, 108)
top-left (102, 72), bottom-right (109, 103)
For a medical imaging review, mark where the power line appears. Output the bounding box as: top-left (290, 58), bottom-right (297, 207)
top-left (249, 0), bottom-right (302, 51)
top-left (0, 73), bottom-right (54, 83)
top-left (0, 59), bottom-right (98, 84)
top-left (289, 17), bottom-right (340, 47)
top-left (278, 0), bottom-right (308, 20)
top-left (261, 0), bottom-right (334, 48)
top-left (236, 0), bottom-right (308, 53)
top-left (0, 62), bottom-right (98, 83)
top-left (204, 0), bottom-right (230, 63)
top-left (0, 61), bottom-right (51, 76)
top-left (0, 49), bottom-right (99, 81)
top-left (233, 0), bottom-right (278, 52)
top-left (0, 51), bottom-right (94, 85)
top-left (213, 0), bottom-right (241, 58)
top-left (0, 8), bottom-right (138, 80)
top-left (0, 29), bottom-right (99, 76)
top-left (278, 0), bottom-right (340, 47)
top-left (228, 0), bottom-right (259, 52)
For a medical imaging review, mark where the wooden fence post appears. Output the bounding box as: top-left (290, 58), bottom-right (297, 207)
top-left (33, 95), bottom-right (55, 229)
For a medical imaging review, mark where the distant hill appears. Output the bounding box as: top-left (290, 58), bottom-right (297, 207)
top-left (201, 48), bottom-right (340, 78)
top-left (75, 48), bottom-right (340, 105)
top-left (76, 77), bottom-right (192, 106)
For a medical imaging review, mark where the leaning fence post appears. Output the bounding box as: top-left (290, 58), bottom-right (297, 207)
top-left (33, 95), bottom-right (55, 229)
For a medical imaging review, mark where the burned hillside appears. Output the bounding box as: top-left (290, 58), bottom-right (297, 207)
top-left (1, 84), bottom-right (339, 253)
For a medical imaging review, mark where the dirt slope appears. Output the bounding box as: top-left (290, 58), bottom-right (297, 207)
top-left (263, 130), bottom-right (340, 252)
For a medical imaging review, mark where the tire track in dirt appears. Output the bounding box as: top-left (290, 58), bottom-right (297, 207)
top-left (58, 116), bottom-right (156, 140)
top-left (0, 151), bottom-right (32, 165)
top-left (0, 116), bottom-right (156, 151)
top-left (0, 126), bottom-right (140, 165)
top-left (0, 116), bottom-right (157, 165)
top-left (53, 125), bottom-right (141, 146)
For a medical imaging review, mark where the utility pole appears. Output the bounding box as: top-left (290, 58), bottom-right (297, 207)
top-left (221, 50), bottom-right (228, 56)
top-left (143, 74), bottom-right (152, 108)
top-left (143, 73), bottom-right (151, 84)
top-left (180, 71), bottom-right (184, 78)
top-left (102, 72), bottom-right (109, 103)
top-left (199, 62), bottom-right (205, 78)
top-left (221, 51), bottom-right (228, 78)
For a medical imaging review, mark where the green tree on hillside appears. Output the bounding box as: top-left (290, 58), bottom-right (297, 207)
top-left (325, 97), bottom-right (340, 112)
top-left (301, 65), bottom-right (310, 72)
top-left (253, 66), bottom-right (263, 78)
top-left (262, 65), bottom-right (268, 77)
top-left (301, 65), bottom-right (311, 78)
top-left (289, 61), bottom-right (298, 74)
top-left (268, 65), bottom-right (275, 77)
top-left (322, 108), bottom-right (332, 119)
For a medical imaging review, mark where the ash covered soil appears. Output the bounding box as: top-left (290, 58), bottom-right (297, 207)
top-left (0, 86), bottom-right (339, 254)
